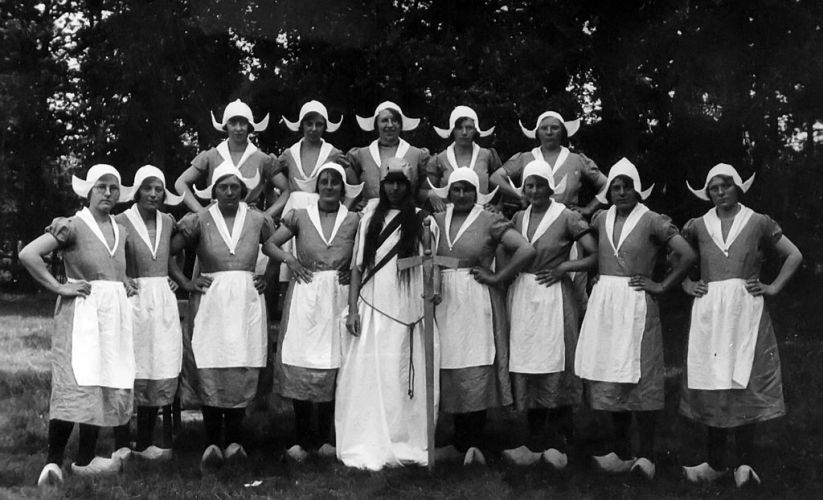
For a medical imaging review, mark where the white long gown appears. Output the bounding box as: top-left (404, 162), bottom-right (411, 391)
top-left (335, 209), bottom-right (439, 470)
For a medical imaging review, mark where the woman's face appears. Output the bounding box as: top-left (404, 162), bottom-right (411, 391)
top-left (453, 118), bottom-right (477, 147)
top-left (523, 175), bottom-right (552, 208)
top-left (448, 181), bottom-right (477, 212)
top-left (214, 175), bottom-right (244, 210)
top-left (609, 176), bottom-right (639, 212)
top-left (136, 177), bottom-right (164, 213)
top-left (707, 175), bottom-right (739, 210)
top-left (226, 116), bottom-right (250, 143)
top-left (536, 116), bottom-right (564, 149)
top-left (88, 174), bottom-right (120, 214)
top-left (301, 113), bottom-right (326, 142)
top-left (376, 109), bottom-right (401, 144)
top-left (383, 177), bottom-right (409, 207)
top-left (317, 169), bottom-right (344, 205)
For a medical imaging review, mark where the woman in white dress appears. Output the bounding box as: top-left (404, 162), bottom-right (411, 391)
top-left (21, 165), bottom-right (135, 485)
top-left (335, 157), bottom-right (436, 470)
top-left (112, 165), bottom-right (184, 462)
top-left (680, 164), bottom-right (802, 487)
top-left (268, 163), bottom-right (362, 461)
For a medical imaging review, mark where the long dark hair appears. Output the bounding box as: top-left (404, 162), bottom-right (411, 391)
top-left (362, 172), bottom-right (424, 273)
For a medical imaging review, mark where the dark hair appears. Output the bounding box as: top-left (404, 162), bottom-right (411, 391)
top-left (134, 177), bottom-right (166, 203)
top-left (373, 107), bottom-right (403, 131)
top-left (225, 115), bottom-right (253, 132)
top-left (447, 180), bottom-right (477, 203)
top-left (314, 168), bottom-right (346, 197)
top-left (605, 175), bottom-right (641, 204)
top-left (362, 172), bottom-right (423, 275)
top-left (522, 174), bottom-right (555, 197)
top-left (212, 174), bottom-right (248, 200)
top-left (301, 111), bottom-right (327, 130)
top-left (535, 116), bottom-right (569, 146)
top-left (705, 174), bottom-right (742, 198)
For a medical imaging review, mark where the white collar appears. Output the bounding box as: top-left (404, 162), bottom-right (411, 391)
top-left (290, 139), bottom-right (333, 181)
top-left (521, 201), bottom-right (565, 243)
top-left (444, 204), bottom-right (483, 251)
top-left (605, 203), bottom-right (649, 257)
top-left (208, 202), bottom-right (248, 255)
top-left (368, 139), bottom-right (410, 169)
top-left (446, 142), bottom-right (480, 172)
top-left (702, 204), bottom-right (754, 257)
top-left (217, 140), bottom-right (258, 171)
top-left (531, 146), bottom-right (570, 175)
top-left (125, 205), bottom-right (162, 260)
top-left (306, 201), bottom-right (348, 246)
top-left (76, 207), bottom-right (120, 258)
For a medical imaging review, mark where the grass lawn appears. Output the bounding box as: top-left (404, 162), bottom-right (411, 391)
top-left (1, 291), bottom-right (822, 499)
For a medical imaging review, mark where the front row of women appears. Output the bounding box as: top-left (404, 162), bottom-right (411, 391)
top-left (22, 155), bottom-right (801, 489)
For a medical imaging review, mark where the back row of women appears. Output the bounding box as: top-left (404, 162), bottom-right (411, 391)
top-left (21, 99), bottom-right (802, 489)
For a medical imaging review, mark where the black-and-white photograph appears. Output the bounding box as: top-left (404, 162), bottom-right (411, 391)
top-left (1, 0), bottom-right (820, 497)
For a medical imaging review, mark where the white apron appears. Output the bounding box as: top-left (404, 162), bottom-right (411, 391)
top-left (131, 276), bottom-right (183, 380)
top-left (574, 276), bottom-right (647, 383)
top-left (508, 274), bottom-right (565, 373)
top-left (687, 279), bottom-right (764, 390)
top-left (437, 269), bottom-right (495, 369)
top-left (192, 270), bottom-right (265, 369)
top-left (71, 279), bottom-right (136, 389)
top-left (282, 270), bottom-right (347, 369)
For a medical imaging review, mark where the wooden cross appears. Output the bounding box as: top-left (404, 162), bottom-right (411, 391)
top-left (397, 217), bottom-right (459, 471)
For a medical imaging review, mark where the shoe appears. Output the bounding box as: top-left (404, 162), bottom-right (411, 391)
top-left (317, 443), bottom-right (337, 459)
top-left (133, 445), bottom-right (173, 462)
top-left (286, 444), bottom-right (309, 463)
top-left (463, 447), bottom-right (486, 466)
top-left (630, 457), bottom-right (656, 480)
top-left (502, 445), bottom-right (542, 466)
top-left (734, 465), bottom-right (761, 488)
top-left (224, 443), bottom-right (247, 462)
top-left (542, 448), bottom-right (568, 471)
top-left (682, 462), bottom-right (727, 483)
top-left (71, 456), bottom-right (121, 477)
top-left (111, 447), bottom-right (132, 462)
top-left (37, 463), bottom-right (63, 487)
top-left (434, 445), bottom-right (462, 462)
top-left (592, 452), bottom-right (634, 474)
top-left (200, 444), bottom-right (224, 473)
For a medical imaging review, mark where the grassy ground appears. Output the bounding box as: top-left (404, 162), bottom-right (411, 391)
top-left (1, 292), bottom-right (822, 499)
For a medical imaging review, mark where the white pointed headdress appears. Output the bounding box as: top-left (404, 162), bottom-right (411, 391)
top-left (120, 165), bottom-right (184, 206)
top-left (519, 110), bottom-right (581, 140)
top-left (433, 105), bottom-right (495, 139)
top-left (210, 99), bottom-right (270, 132)
top-left (507, 159), bottom-right (568, 197)
top-left (595, 157), bottom-right (654, 204)
top-left (686, 163), bottom-right (756, 201)
top-left (356, 101), bottom-right (420, 132)
top-left (427, 167), bottom-right (498, 205)
top-left (71, 164), bottom-right (125, 202)
top-left (281, 100), bottom-right (342, 133)
top-left (194, 161), bottom-right (260, 200)
top-left (295, 162), bottom-right (364, 199)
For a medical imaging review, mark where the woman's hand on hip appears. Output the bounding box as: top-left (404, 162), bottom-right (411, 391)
top-left (57, 281), bottom-right (91, 298)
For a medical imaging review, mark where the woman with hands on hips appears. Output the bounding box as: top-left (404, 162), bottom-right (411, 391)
top-left (265, 162), bottom-right (362, 462)
top-left (679, 164), bottom-right (802, 488)
top-left (501, 159), bottom-right (597, 470)
top-left (573, 158), bottom-right (695, 481)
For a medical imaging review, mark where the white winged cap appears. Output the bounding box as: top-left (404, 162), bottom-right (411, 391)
top-left (507, 159), bottom-right (568, 197)
top-left (211, 99), bottom-right (270, 132)
top-left (433, 105), bottom-right (495, 139)
top-left (686, 163), bottom-right (755, 201)
top-left (295, 162), bottom-right (363, 199)
top-left (282, 100), bottom-right (342, 133)
top-left (595, 157), bottom-right (654, 204)
top-left (120, 165), bottom-right (183, 206)
top-left (520, 110), bottom-right (580, 139)
top-left (194, 161), bottom-right (260, 199)
top-left (356, 101), bottom-right (420, 132)
top-left (427, 167), bottom-right (498, 205)
top-left (71, 164), bottom-right (125, 202)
